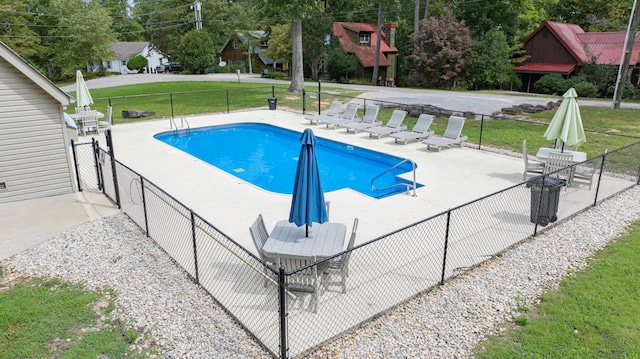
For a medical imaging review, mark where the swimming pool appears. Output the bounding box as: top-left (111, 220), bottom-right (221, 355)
top-left (154, 123), bottom-right (422, 198)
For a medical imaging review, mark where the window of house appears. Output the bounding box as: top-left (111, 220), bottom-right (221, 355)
top-left (121, 60), bottom-right (127, 66)
top-left (359, 33), bottom-right (370, 44)
top-left (232, 39), bottom-right (239, 49)
top-left (106, 61), bottom-right (111, 69)
top-left (260, 40), bottom-right (269, 47)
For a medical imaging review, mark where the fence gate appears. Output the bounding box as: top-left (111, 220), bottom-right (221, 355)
top-left (72, 136), bottom-right (119, 207)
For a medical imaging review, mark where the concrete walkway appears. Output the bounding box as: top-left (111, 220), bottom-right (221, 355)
top-left (0, 191), bottom-right (120, 261)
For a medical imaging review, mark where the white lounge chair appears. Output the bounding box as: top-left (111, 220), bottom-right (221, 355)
top-left (305, 100), bottom-right (343, 125)
top-left (523, 139), bottom-right (545, 181)
top-left (342, 104), bottom-right (381, 134)
top-left (320, 102), bottom-right (360, 129)
top-left (364, 110), bottom-right (408, 139)
top-left (390, 114), bottom-right (435, 144)
top-left (422, 116), bottom-right (468, 151)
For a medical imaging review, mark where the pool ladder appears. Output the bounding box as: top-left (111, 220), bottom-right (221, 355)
top-left (371, 158), bottom-right (417, 197)
top-left (169, 116), bottom-right (191, 137)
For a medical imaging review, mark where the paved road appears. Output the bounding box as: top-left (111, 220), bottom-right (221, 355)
top-left (60, 73), bottom-right (640, 116)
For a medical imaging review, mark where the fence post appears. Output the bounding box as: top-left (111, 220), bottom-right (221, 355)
top-left (190, 211), bottom-right (200, 284)
top-left (279, 266), bottom-right (288, 359)
top-left (317, 80), bottom-right (321, 115)
top-left (170, 93), bottom-right (174, 119)
top-left (478, 115), bottom-right (485, 150)
top-left (593, 153), bottom-right (607, 206)
top-left (71, 139), bottom-right (83, 192)
top-left (92, 139), bottom-right (103, 191)
top-left (440, 210), bottom-right (451, 285)
top-left (140, 177), bottom-right (149, 236)
top-left (302, 89), bottom-right (306, 114)
top-left (272, 85), bottom-right (275, 98)
top-left (105, 129), bottom-right (121, 209)
top-left (226, 90), bottom-right (230, 113)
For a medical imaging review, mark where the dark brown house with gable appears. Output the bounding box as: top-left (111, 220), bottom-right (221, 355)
top-left (515, 20), bottom-right (640, 92)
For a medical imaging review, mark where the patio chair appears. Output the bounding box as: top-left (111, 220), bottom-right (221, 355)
top-left (523, 139), bottom-right (545, 181)
top-left (320, 102), bottom-right (360, 129)
top-left (276, 253), bottom-right (322, 312)
top-left (305, 100), bottom-right (343, 125)
top-left (323, 218), bottom-right (358, 293)
top-left (390, 114), bottom-right (435, 144)
top-left (342, 104), bottom-right (382, 134)
top-left (573, 150), bottom-right (606, 190)
top-left (98, 106), bottom-right (112, 132)
top-left (422, 116), bottom-right (468, 151)
top-left (79, 110), bottom-right (99, 136)
top-left (364, 110), bottom-right (408, 139)
top-left (249, 214), bottom-right (276, 286)
top-left (544, 152), bottom-right (574, 186)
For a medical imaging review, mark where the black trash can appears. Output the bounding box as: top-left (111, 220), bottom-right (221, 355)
top-left (268, 97), bottom-right (277, 110)
top-left (526, 176), bottom-right (566, 226)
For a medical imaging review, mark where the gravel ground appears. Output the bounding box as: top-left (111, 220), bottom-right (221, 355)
top-left (2, 186), bottom-right (639, 358)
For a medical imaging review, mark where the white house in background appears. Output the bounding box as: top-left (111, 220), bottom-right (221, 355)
top-left (0, 41), bottom-right (78, 204)
top-left (103, 42), bottom-right (164, 74)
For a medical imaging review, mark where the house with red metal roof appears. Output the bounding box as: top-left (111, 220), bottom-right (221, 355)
top-left (516, 20), bottom-right (640, 92)
top-left (332, 22), bottom-right (398, 85)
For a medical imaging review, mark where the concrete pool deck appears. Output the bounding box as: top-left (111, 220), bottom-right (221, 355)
top-left (86, 109), bottom-right (632, 253)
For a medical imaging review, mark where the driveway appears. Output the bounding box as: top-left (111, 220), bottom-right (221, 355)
top-left (59, 73), bottom-right (640, 116)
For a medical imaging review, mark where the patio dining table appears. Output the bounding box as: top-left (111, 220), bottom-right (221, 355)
top-left (68, 111), bottom-right (105, 121)
top-left (536, 147), bottom-right (587, 164)
top-left (262, 220), bottom-right (347, 260)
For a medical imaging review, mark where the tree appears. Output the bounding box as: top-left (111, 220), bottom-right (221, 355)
top-left (47, 0), bottom-right (116, 77)
top-left (549, 0), bottom-right (634, 31)
top-left (0, 0), bottom-right (44, 68)
top-left (264, 24), bottom-right (291, 71)
top-left (127, 55), bottom-right (148, 73)
top-left (466, 28), bottom-right (518, 89)
top-left (454, 0), bottom-right (520, 45)
top-left (252, 0), bottom-right (323, 92)
top-left (326, 50), bottom-right (360, 82)
top-left (176, 30), bottom-right (217, 74)
top-left (302, 16), bottom-right (333, 80)
top-left (101, 0), bottom-right (144, 42)
top-left (406, 7), bottom-right (473, 88)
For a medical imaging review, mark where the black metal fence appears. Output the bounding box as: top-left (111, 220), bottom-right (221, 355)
top-left (72, 105), bottom-right (640, 358)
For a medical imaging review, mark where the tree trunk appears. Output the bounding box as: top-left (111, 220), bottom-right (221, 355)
top-left (289, 19), bottom-right (304, 92)
top-left (371, 4), bottom-right (383, 86)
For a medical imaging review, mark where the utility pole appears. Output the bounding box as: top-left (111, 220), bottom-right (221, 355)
top-left (191, 1), bottom-right (202, 30)
top-left (414, 0), bottom-right (419, 34)
top-left (613, 0), bottom-right (639, 109)
top-left (372, 4), bottom-right (383, 86)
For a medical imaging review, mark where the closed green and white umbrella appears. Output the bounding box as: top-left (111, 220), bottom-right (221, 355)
top-left (75, 70), bottom-right (93, 108)
top-left (543, 87), bottom-right (586, 149)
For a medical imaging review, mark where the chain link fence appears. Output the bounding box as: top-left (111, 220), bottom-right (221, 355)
top-left (72, 95), bottom-right (640, 357)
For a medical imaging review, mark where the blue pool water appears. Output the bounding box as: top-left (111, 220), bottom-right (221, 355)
top-left (154, 123), bottom-right (422, 198)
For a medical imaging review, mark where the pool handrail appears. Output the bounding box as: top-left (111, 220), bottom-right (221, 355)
top-left (370, 158), bottom-right (417, 197)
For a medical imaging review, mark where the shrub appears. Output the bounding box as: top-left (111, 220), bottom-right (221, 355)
top-left (607, 81), bottom-right (636, 99)
top-left (534, 73), bottom-right (567, 95)
top-left (262, 71), bottom-right (285, 80)
top-left (127, 55), bottom-right (148, 73)
top-left (572, 80), bottom-right (598, 98)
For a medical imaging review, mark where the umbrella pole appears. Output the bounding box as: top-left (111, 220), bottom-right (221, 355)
top-left (306, 224), bottom-right (309, 237)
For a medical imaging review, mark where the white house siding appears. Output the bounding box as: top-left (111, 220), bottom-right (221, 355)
top-left (0, 58), bottom-right (74, 203)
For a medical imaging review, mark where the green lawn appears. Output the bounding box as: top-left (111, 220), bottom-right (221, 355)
top-left (474, 221), bottom-right (640, 359)
top-left (0, 276), bottom-right (156, 358)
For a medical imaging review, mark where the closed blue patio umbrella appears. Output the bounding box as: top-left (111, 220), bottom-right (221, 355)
top-left (289, 129), bottom-right (328, 237)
